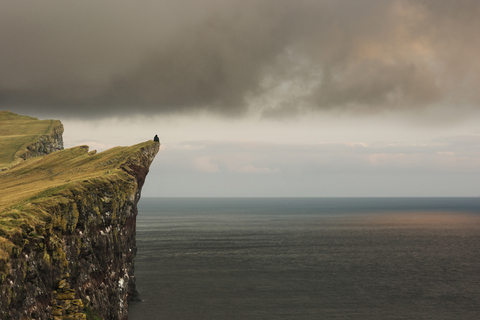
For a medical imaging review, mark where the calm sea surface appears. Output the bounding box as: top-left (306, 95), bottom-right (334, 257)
top-left (128, 198), bottom-right (480, 319)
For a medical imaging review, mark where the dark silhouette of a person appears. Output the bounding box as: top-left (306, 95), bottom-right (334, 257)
top-left (154, 134), bottom-right (160, 143)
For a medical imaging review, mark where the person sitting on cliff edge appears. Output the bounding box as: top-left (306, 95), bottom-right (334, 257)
top-left (154, 134), bottom-right (160, 143)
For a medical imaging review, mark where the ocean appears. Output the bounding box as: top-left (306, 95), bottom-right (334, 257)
top-left (128, 198), bottom-right (480, 319)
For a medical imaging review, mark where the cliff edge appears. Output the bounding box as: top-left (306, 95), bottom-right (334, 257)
top-left (0, 112), bottom-right (159, 320)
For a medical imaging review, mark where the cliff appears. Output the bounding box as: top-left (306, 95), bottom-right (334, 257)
top-left (0, 111), bottom-right (64, 171)
top-left (0, 112), bottom-right (159, 320)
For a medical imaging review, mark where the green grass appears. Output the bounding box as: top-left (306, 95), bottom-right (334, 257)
top-left (0, 140), bottom-right (156, 264)
top-left (0, 111), bottom-right (62, 169)
top-left (0, 111), bottom-right (158, 266)
top-left (0, 140), bottom-right (155, 231)
top-left (84, 306), bottom-right (105, 320)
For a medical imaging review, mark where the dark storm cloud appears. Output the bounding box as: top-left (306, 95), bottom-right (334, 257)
top-left (1, 0), bottom-right (479, 119)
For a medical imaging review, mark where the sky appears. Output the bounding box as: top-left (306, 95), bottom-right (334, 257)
top-left (1, 0), bottom-right (480, 197)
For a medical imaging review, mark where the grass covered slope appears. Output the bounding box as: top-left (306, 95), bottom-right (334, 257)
top-left (0, 111), bottom-right (63, 170)
top-left (0, 140), bottom-right (159, 262)
top-left (0, 113), bottom-right (159, 319)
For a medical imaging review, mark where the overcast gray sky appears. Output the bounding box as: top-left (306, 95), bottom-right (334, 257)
top-left (2, 0), bottom-right (480, 196)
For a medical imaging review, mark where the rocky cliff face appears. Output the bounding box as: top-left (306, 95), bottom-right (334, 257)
top-left (19, 123), bottom-right (64, 159)
top-left (0, 111), bottom-right (65, 171)
top-left (0, 139), bottom-right (159, 320)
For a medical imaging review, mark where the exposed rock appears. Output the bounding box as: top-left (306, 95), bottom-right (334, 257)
top-left (0, 116), bottom-right (159, 320)
top-left (0, 111), bottom-right (64, 170)
top-left (19, 123), bottom-right (64, 159)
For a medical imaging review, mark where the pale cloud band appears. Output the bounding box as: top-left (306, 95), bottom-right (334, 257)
top-left (165, 136), bottom-right (480, 175)
top-left (143, 135), bottom-right (480, 197)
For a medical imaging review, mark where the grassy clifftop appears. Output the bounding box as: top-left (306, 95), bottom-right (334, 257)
top-left (0, 112), bottom-right (160, 319)
top-left (0, 111), bottom-right (63, 170)
top-left (0, 141), bottom-right (159, 259)
top-left (0, 113), bottom-right (159, 265)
